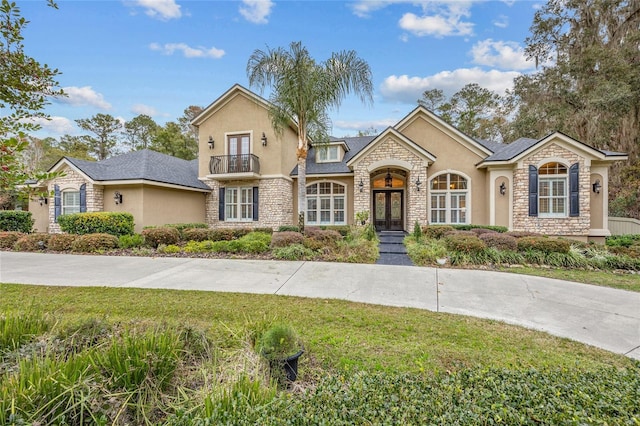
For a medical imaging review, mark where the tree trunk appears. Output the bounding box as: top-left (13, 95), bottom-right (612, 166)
top-left (297, 153), bottom-right (306, 228)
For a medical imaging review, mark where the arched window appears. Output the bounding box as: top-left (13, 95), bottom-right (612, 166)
top-left (430, 173), bottom-right (468, 224)
top-left (538, 162), bottom-right (567, 216)
top-left (306, 182), bottom-right (346, 225)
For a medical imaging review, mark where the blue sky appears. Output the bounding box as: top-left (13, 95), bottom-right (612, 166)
top-left (18, 0), bottom-right (541, 139)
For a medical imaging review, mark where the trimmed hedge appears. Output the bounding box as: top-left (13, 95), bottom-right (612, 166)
top-left (14, 234), bottom-right (50, 251)
top-left (0, 211), bottom-right (33, 233)
top-left (164, 223), bottom-right (208, 238)
top-left (141, 227), bottom-right (180, 248)
top-left (444, 234), bottom-right (486, 254)
top-left (0, 231), bottom-right (24, 249)
top-left (270, 231), bottom-right (304, 248)
top-left (451, 224), bottom-right (508, 233)
top-left (71, 233), bottom-right (119, 252)
top-left (479, 232), bottom-right (518, 251)
top-left (48, 234), bottom-right (78, 251)
top-left (57, 212), bottom-right (134, 237)
top-left (517, 236), bottom-right (571, 254)
top-left (422, 225), bottom-right (455, 240)
top-left (182, 228), bottom-right (212, 242)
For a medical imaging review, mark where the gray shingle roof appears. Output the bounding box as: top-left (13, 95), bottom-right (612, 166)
top-left (482, 137), bottom-right (539, 161)
top-left (291, 136), bottom-right (376, 176)
top-left (62, 150), bottom-right (210, 191)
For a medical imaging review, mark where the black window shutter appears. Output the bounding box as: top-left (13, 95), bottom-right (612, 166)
top-left (253, 186), bottom-right (259, 221)
top-left (528, 165), bottom-right (538, 217)
top-left (218, 187), bottom-right (225, 221)
top-left (569, 163), bottom-right (579, 217)
top-left (79, 184), bottom-right (87, 212)
top-left (54, 185), bottom-right (61, 221)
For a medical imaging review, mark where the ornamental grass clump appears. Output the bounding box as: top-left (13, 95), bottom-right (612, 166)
top-left (0, 310), bottom-right (50, 352)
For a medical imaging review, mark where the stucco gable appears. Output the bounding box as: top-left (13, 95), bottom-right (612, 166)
top-left (191, 84), bottom-right (273, 127)
top-left (394, 106), bottom-right (493, 159)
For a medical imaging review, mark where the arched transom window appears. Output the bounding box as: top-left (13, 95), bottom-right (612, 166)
top-left (430, 173), bottom-right (468, 224)
top-left (306, 182), bottom-right (346, 225)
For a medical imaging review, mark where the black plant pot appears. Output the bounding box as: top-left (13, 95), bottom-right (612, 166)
top-left (282, 349), bottom-right (304, 381)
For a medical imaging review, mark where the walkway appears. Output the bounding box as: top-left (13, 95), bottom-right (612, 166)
top-left (376, 231), bottom-right (413, 266)
top-left (1, 252), bottom-right (638, 360)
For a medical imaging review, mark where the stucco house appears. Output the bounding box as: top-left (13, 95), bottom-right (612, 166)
top-left (32, 84), bottom-right (627, 242)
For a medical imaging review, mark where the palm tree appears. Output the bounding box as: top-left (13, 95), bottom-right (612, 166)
top-left (247, 41), bottom-right (373, 226)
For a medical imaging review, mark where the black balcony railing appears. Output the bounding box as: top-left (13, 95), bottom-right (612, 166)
top-left (209, 154), bottom-right (260, 175)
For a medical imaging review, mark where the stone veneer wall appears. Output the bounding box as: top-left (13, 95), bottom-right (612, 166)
top-left (203, 177), bottom-right (293, 229)
top-left (48, 168), bottom-right (103, 233)
top-left (353, 137), bottom-right (428, 229)
top-left (512, 143), bottom-right (590, 236)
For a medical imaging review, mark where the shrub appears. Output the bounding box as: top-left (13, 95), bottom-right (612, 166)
top-left (253, 227), bottom-right (274, 235)
top-left (479, 232), bottom-right (518, 251)
top-left (164, 222), bottom-right (208, 237)
top-left (71, 233), bottom-right (119, 252)
top-left (517, 236), bottom-right (571, 254)
top-left (209, 228), bottom-right (236, 241)
top-left (182, 228), bottom-right (212, 242)
top-left (278, 225), bottom-right (300, 232)
top-left (609, 245), bottom-right (640, 259)
top-left (271, 231), bottom-right (304, 248)
top-left (606, 235), bottom-right (640, 248)
top-left (325, 238), bottom-right (379, 263)
top-left (118, 233), bottom-right (144, 249)
top-left (48, 233), bottom-right (78, 251)
top-left (319, 225), bottom-right (350, 237)
top-left (213, 232), bottom-right (271, 254)
top-left (157, 244), bottom-right (181, 254)
top-left (183, 240), bottom-right (215, 253)
top-left (413, 221), bottom-right (423, 241)
top-left (256, 324), bottom-right (301, 361)
top-left (141, 227), bottom-right (180, 248)
top-left (405, 237), bottom-right (447, 266)
top-left (505, 231), bottom-right (540, 238)
top-left (470, 227), bottom-right (497, 236)
top-left (451, 224), bottom-right (508, 233)
top-left (444, 233), bottom-right (486, 254)
top-left (14, 233), bottom-right (50, 251)
top-left (303, 228), bottom-right (342, 250)
top-left (0, 231), bottom-right (24, 248)
top-left (57, 212), bottom-right (134, 236)
top-left (0, 210), bottom-right (33, 232)
top-left (272, 244), bottom-right (316, 260)
top-left (422, 225), bottom-right (454, 240)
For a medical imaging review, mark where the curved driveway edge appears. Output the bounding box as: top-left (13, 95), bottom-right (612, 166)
top-left (1, 251), bottom-right (639, 360)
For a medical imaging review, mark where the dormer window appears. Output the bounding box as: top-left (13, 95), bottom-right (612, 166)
top-left (317, 145), bottom-right (340, 163)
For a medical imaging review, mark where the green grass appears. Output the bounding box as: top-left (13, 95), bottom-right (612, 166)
top-left (498, 266), bottom-right (640, 292)
top-left (0, 284), bottom-right (630, 373)
top-left (2, 284), bottom-right (637, 424)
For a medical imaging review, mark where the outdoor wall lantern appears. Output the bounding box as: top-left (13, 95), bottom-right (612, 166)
top-left (208, 136), bottom-right (214, 150)
top-left (384, 169), bottom-right (392, 188)
top-left (415, 176), bottom-right (422, 191)
top-left (39, 196), bottom-right (48, 206)
top-left (261, 132), bottom-right (268, 146)
top-left (114, 191), bottom-right (123, 205)
top-left (358, 178), bottom-right (364, 192)
top-left (499, 182), bottom-right (507, 196)
top-left (592, 179), bottom-right (601, 194)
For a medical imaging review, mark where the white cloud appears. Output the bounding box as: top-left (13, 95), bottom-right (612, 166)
top-left (29, 116), bottom-right (77, 135)
top-left (400, 2), bottom-right (473, 37)
top-left (57, 86), bottom-right (111, 109)
top-left (131, 104), bottom-right (158, 116)
top-left (351, 0), bottom-right (403, 18)
top-left (149, 42), bottom-right (225, 59)
top-left (380, 68), bottom-right (521, 104)
top-left (133, 0), bottom-right (181, 20)
top-left (493, 14), bottom-right (509, 28)
top-left (334, 119), bottom-right (397, 132)
top-left (470, 39), bottom-right (534, 70)
top-left (239, 0), bottom-right (274, 24)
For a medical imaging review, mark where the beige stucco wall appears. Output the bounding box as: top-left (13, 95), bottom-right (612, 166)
top-left (196, 91), bottom-right (298, 180)
top-left (398, 114), bottom-right (489, 225)
top-left (513, 142), bottom-right (590, 236)
top-left (28, 197), bottom-right (50, 233)
top-left (589, 172), bottom-right (604, 230)
top-left (141, 186), bottom-right (206, 230)
top-left (494, 176), bottom-right (510, 228)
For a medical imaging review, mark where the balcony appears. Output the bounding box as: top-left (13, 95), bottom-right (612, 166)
top-left (208, 154), bottom-right (261, 180)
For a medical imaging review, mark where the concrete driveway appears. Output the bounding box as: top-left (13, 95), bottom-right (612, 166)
top-left (1, 251), bottom-right (639, 360)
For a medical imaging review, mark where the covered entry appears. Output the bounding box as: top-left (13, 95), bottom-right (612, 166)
top-left (372, 169), bottom-right (405, 231)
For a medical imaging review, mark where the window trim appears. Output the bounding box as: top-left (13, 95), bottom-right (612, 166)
top-left (428, 171), bottom-right (471, 225)
top-left (537, 161), bottom-right (569, 218)
top-left (62, 190), bottom-right (81, 216)
top-left (305, 181), bottom-right (347, 225)
top-left (316, 145), bottom-right (341, 163)
top-left (223, 186), bottom-right (255, 222)
top-left (224, 131), bottom-right (253, 156)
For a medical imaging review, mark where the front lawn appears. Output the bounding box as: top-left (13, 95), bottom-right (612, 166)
top-left (1, 284), bottom-right (638, 424)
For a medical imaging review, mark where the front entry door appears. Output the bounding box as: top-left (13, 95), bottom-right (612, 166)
top-left (374, 190), bottom-right (403, 231)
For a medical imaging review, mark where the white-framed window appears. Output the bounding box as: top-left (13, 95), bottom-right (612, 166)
top-left (62, 190), bottom-right (80, 215)
top-left (225, 187), bottom-right (253, 221)
top-left (306, 182), bottom-right (346, 225)
top-left (539, 162), bottom-right (567, 217)
top-left (316, 145), bottom-right (340, 163)
top-left (429, 173), bottom-right (468, 224)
